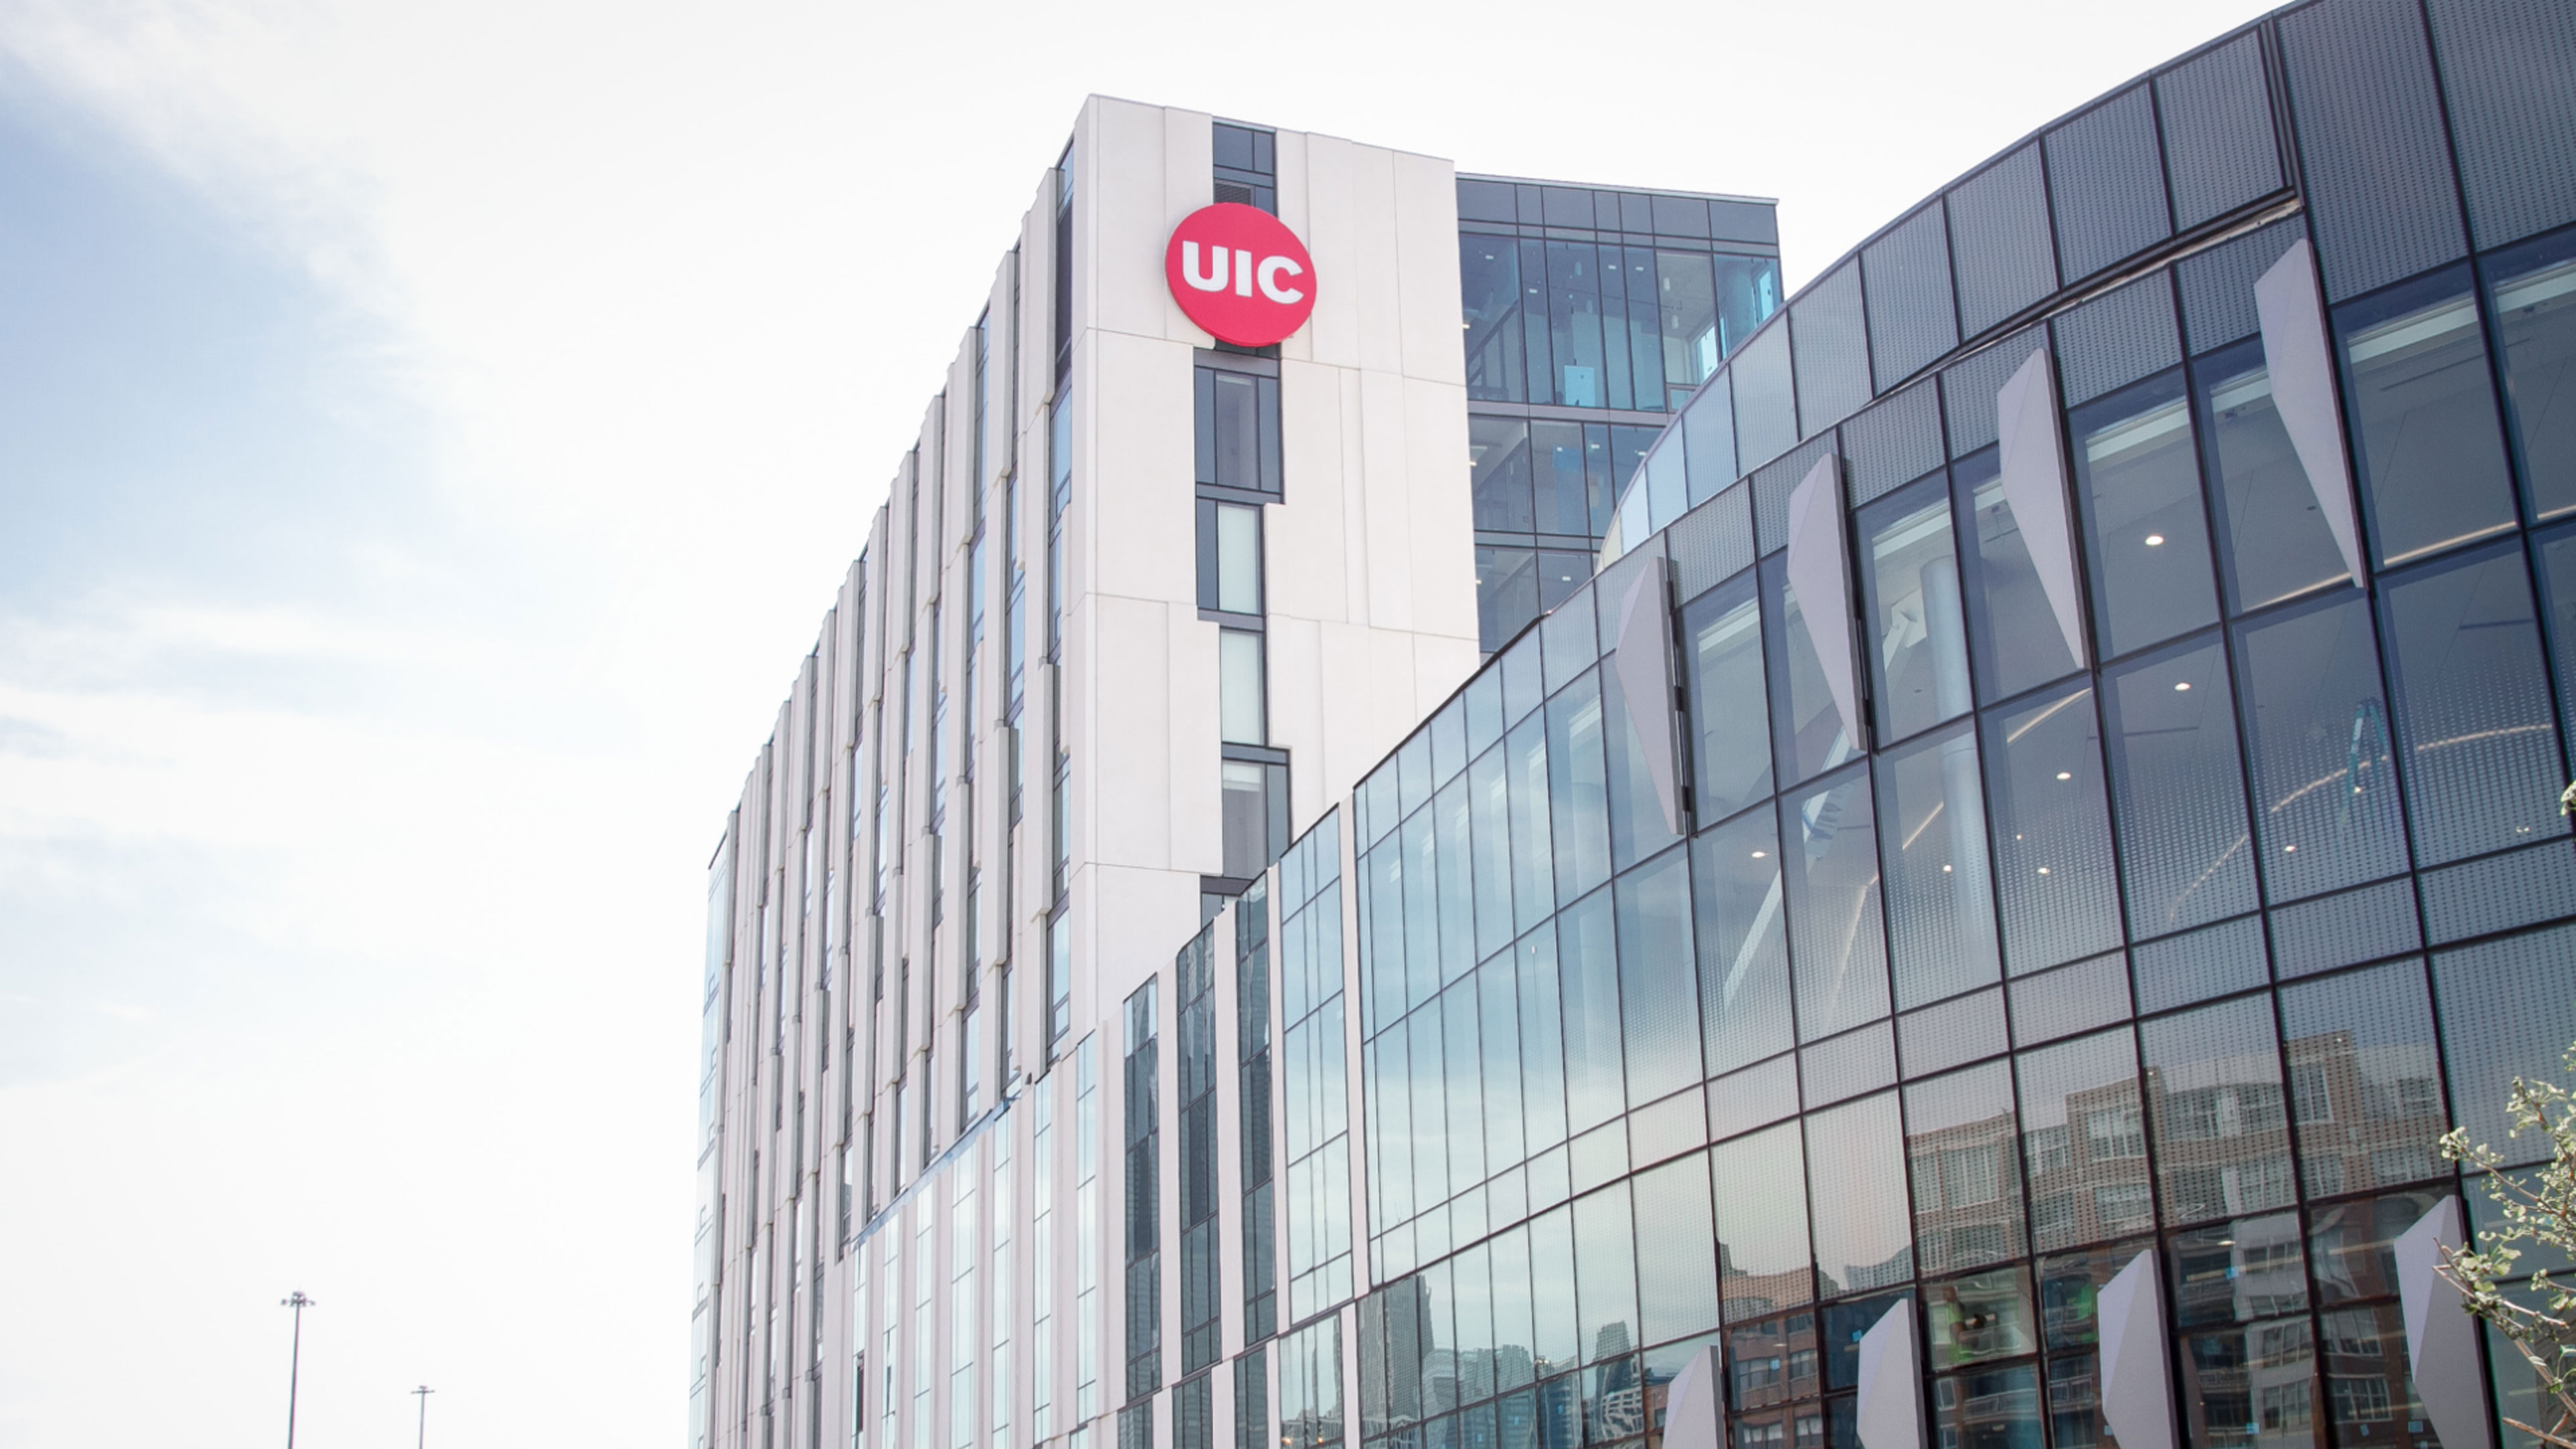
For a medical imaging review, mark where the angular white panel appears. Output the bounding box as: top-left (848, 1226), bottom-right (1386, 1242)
top-left (1784, 454), bottom-right (1864, 751)
top-left (2256, 238), bottom-right (2367, 590)
top-left (2398, 1196), bottom-right (2495, 1449)
top-left (1664, 1345), bottom-right (1724, 1449)
top-left (1613, 556), bottom-right (1683, 836)
top-left (2099, 1248), bottom-right (2178, 1449)
top-left (1856, 1297), bottom-right (1924, 1449)
top-left (1995, 349), bottom-right (2090, 665)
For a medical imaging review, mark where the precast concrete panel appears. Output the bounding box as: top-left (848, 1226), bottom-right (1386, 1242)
top-left (1357, 368), bottom-right (1417, 633)
top-left (1344, 144), bottom-right (1407, 376)
top-left (1265, 617), bottom-right (1329, 830)
top-left (1393, 150), bottom-right (1468, 387)
top-left (1087, 329), bottom-right (1196, 609)
top-left (1297, 133), bottom-right (1364, 370)
top-left (1271, 358), bottom-right (1356, 623)
top-left (1088, 593), bottom-right (1175, 870)
top-left (1169, 608), bottom-right (1223, 875)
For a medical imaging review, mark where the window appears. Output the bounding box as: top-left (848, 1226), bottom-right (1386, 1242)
top-left (2337, 266), bottom-right (2518, 568)
top-left (1196, 365), bottom-right (1282, 495)
top-left (1860, 476), bottom-right (1971, 743)
top-left (2229, 593), bottom-right (2407, 902)
top-left (2485, 227), bottom-right (2576, 523)
top-left (2193, 335), bottom-right (2353, 612)
top-left (1220, 631), bottom-right (1267, 745)
top-left (2378, 541), bottom-right (2567, 864)
top-left (1682, 572), bottom-right (1773, 822)
top-left (2070, 368), bottom-right (2218, 659)
top-left (1212, 122), bottom-right (1275, 213)
top-left (1980, 685), bottom-right (2121, 974)
top-left (1222, 760), bottom-right (1289, 879)
top-left (1126, 982), bottom-right (1163, 1400)
top-left (1198, 502), bottom-right (1264, 615)
top-left (1954, 447), bottom-right (2084, 703)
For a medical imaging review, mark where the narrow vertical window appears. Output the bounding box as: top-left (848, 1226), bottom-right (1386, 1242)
top-left (1124, 981), bottom-right (1163, 1400)
top-left (1220, 631), bottom-right (1267, 746)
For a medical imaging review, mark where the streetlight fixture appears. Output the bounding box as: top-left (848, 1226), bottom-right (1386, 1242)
top-left (413, 1385), bottom-right (436, 1449)
top-left (278, 1292), bottom-right (317, 1449)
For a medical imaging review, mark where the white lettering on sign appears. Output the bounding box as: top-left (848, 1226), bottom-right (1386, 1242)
top-left (1256, 255), bottom-right (1304, 305)
top-left (1164, 203), bottom-right (1318, 347)
top-left (1181, 241), bottom-right (1228, 293)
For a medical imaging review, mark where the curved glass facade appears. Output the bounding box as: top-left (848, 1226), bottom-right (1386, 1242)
top-left (1322, 10), bottom-right (2576, 1449)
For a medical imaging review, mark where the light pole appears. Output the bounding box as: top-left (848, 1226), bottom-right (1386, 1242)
top-left (413, 1385), bottom-right (435, 1449)
top-left (279, 1291), bottom-right (317, 1449)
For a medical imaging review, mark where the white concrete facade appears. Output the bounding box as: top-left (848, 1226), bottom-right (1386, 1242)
top-left (694, 97), bottom-right (1479, 1449)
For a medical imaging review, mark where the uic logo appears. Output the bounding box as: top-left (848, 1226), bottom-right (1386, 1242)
top-left (1164, 203), bottom-right (1318, 348)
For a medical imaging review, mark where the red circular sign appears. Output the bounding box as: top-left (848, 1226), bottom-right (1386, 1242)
top-left (1164, 203), bottom-right (1318, 347)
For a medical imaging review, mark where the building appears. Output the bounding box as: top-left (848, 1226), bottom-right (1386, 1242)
top-left (692, 101), bottom-right (1776, 1449)
top-left (696, 10), bottom-right (2576, 1449)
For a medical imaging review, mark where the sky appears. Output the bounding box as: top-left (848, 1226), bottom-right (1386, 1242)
top-left (0, 0), bottom-right (2279, 1442)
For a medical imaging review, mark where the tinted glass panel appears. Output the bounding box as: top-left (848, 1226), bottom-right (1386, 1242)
top-left (1954, 449), bottom-right (2084, 702)
top-left (1603, 643), bottom-right (1682, 872)
top-left (2377, 542), bottom-right (2567, 865)
top-left (1634, 1152), bottom-right (1721, 1344)
top-left (1507, 714), bottom-right (1556, 936)
top-left (1876, 721), bottom-right (2001, 1011)
top-left (1546, 242), bottom-right (1609, 409)
top-left (1805, 1093), bottom-right (1913, 1296)
top-left (1792, 263), bottom-right (1872, 435)
top-left (1546, 673), bottom-right (1612, 902)
top-left (1949, 145), bottom-right (2059, 339)
top-left (2432, 922), bottom-right (2576, 1167)
top-left (2425, 0), bottom-right (2576, 251)
top-left (1981, 685), bottom-right (2123, 975)
top-left (2194, 335), bottom-right (2355, 612)
top-left (2486, 227), bottom-right (2576, 523)
top-left (1734, 323), bottom-right (1799, 470)
top-left (1860, 479), bottom-right (1972, 743)
top-left (1864, 205), bottom-right (1960, 392)
top-left (1780, 766), bottom-right (1890, 1042)
top-left (1695, 807), bottom-right (1794, 1077)
top-left (2016, 1029), bottom-right (2151, 1253)
top-left (2156, 32), bottom-right (2285, 231)
top-left (2070, 369), bottom-right (2220, 659)
top-left (1662, 251), bottom-right (1723, 398)
top-left (1615, 849), bottom-right (1699, 1106)
top-left (2336, 268), bottom-right (2518, 568)
top-left (1464, 235), bottom-right (1527, 404)
top-left (2045, 87), bottom-right (2171, 283)
top-left (1713, 1122), bottom-right (1814, 1313)
top-left (1763, 553), bottom-right (1858, 785)
top-left (2277, 0), bottom-right (2467, 301)
top-left (2278, 960), bottom-right (2447, 1197)
top-left (1477, 546), bottom-right (1539, 655)
top-left (1908, 1063), bottom-right (2027, 1275)
top-left (1684, 572), bottom-right (1773, 821)
top-left (2141, 997), bottom-right (2293, 1227)
top-left (1470, 746), bottom-right (1514, 963)
top-left (1473, 417), bottom-right (1536, 532)
top-left (2230, 592), bottom-right (2409, 902)
top-left (1530, 421), bottom-right (1601, 538)
top-left (2102, 636), bottom-right (2259, 938)
top-left (1555, 888), bottom-right (1625, 1135)
top-left (1516, 928), bottom-right (1570, 1155)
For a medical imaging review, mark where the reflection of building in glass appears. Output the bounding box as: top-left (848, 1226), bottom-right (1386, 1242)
top-left (692, 12), bottom-right (2576, 1449)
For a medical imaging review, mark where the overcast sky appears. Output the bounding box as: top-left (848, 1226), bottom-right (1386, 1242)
top-left (0, 0), bottom-right (2279, 1442)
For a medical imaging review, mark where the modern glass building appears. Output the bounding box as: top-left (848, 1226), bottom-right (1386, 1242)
top-left (692, 101), bottom-right (1774, 1449)
top-left (696, 12), bottom-right (2576, 1449)
top-left (1454, 178), bottom-right (1781, 650)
